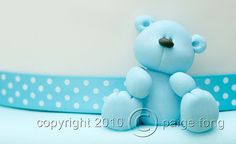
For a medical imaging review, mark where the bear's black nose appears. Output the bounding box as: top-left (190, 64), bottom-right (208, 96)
top-left (159, 37), bottom-right (174, 48)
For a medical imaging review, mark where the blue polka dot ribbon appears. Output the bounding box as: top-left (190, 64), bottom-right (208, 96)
top-left (0, 71), bottom-right (236, 114)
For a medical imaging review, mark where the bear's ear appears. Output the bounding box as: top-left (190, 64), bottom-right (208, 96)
top-left (135, 15), bottom-right (154, 33)
top-left (192, 34), bottom-right (207, 54)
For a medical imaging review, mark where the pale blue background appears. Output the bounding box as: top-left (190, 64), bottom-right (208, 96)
top-left (0, 106), bottom-right (235, 144)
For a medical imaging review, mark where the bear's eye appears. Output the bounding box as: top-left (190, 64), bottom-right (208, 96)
top-left (159, 37), bottom-right (174, 48)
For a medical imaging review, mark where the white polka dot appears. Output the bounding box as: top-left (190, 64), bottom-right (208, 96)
top-left (8, 97), bottom-right (14, 104)
top-left (39, 100), bottom-right (45, 107)
top-left (8, 83), bottom-right (13, 89)
top-left (38, 85), bottom-right (44, 92)
top-left (216, 101), bottom-right (220, 107)
top-left (93, 103), bottom-right (99, 110)
top-left (231, 84), bottom-right (236, 91)
top-left (30, 77), bottom-right (36, 84)
top-left (103, 80), bottom-right (110, 87)
top-left (22, 84), bottom-right (28, 91)
top-left (22, 99), bottom-right (28, 105)
top-left (30, 93), bottom-right (36, 99)
top-left (83, 80), bottom-right (90, 86)
top-left (15, 76), bottom-right (21, 82)
top-left (204, 78), bottom-right (211, 85)
top-left (55, 86), bottom-right (61, 93)
top-left (74, 103), bottom-right (80, 109)
top-left (64, 79), bottom-right (70, 86)
top-left (64, 95), bottom-right (70, 101)
top-left (47, 78), bottom-right (53, 85)
top-left (222, 93), bottom-right (229, 99)
top-left (1, 74), bottom-right (6, 81)
top-left (113, 88), bottom-right (119, 93)
top-left (15, 91), bottom-right (20, 97)
top-left (56, 102), bottom-right (62, 108)
top-left (231, 99), bottom-right (236, 106)
top-left (213, 85), bottom-right (220, 92)
top-left (223, 77), bottom-right (229, 84)
top-left (73, 87), bottom-right (80, 94)
top-left (1, 89), bottom-right (6, 96)
top-left (47, 94), bottom-right (53, 100)
top-left (83, 96), bottom-right (90, 102)
top-left (93, 88), bottom-right (99, 94)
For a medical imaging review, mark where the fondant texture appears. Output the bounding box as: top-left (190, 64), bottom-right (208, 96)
top-left (0, 106), bottom-right (235, 144)
top-left (101, 91), bottom-right (142, 131)
top-left (102, 15), bottom-right (219, 133)
top-left (170, 72), bottom-right (197, 97)
top-left (125, 66), bottom-right (152, 99)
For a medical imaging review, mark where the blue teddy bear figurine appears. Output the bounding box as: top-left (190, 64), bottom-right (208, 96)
top-left (102, 15), bottom-right (219, 133)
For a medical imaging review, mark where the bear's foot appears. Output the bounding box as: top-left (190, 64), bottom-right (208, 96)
top-left (101, 91), bottom-right (142, 131)
top-left (181, 88), bottom-right (219, 133)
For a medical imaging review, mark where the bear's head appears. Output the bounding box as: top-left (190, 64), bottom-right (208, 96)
top-left (134, 15), bottom-right (207, 74)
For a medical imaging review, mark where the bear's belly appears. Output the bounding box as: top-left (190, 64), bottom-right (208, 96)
top-left (142, 70), bottom-right (181, 126)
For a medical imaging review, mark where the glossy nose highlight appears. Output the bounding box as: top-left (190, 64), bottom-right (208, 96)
top-left (159, 37), bottom-right (174, 48)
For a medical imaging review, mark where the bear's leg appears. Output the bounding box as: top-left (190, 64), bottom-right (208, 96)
top-left (180, 88), bottom-right (219, 133)
top-left (101, 91), bottom-right (143, 131)
top-left (170, 72), bottom-right (219, 133)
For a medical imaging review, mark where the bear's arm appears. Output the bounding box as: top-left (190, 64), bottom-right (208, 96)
top-left (169, 72), bottom-right (197, 97)
top-left (125, 66), bottom-right (152, 99)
